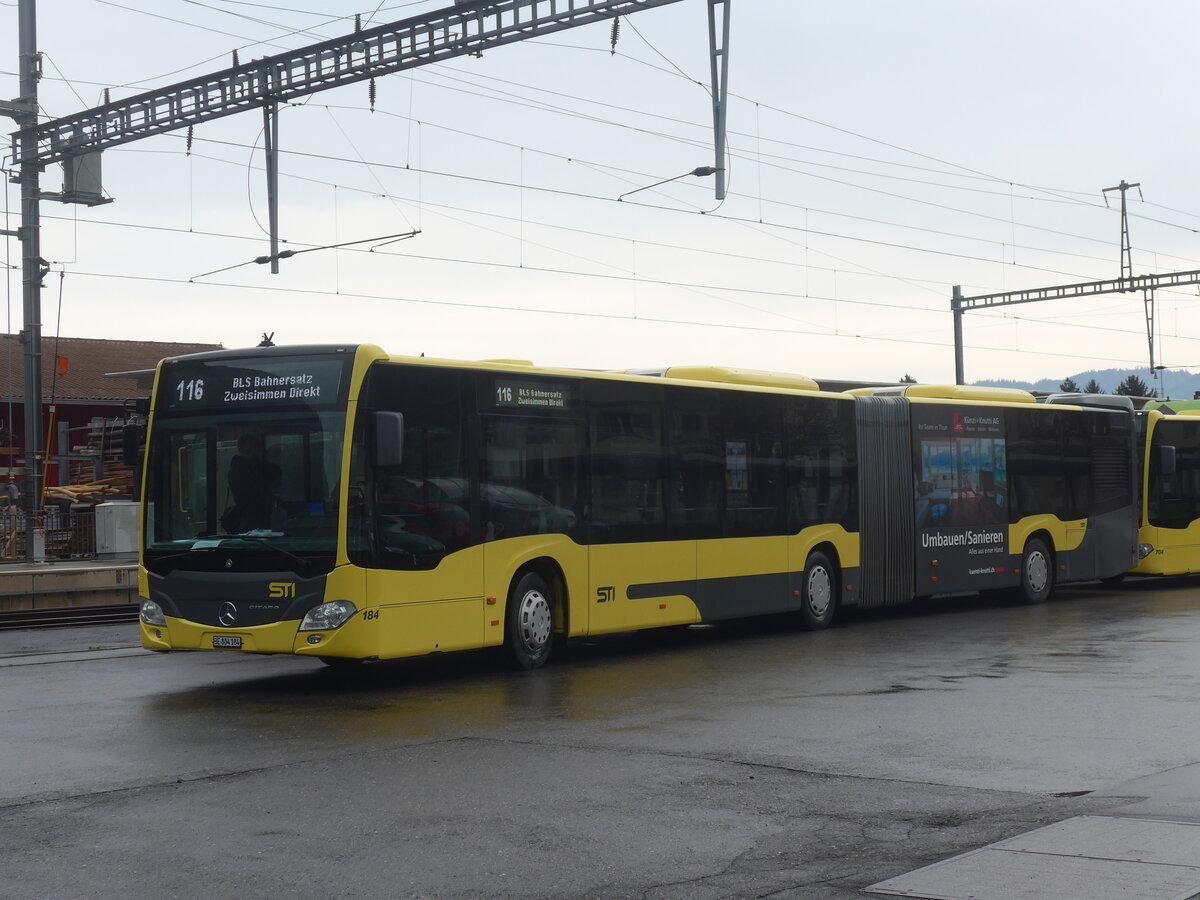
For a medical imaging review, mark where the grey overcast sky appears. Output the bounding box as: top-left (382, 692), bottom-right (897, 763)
top-left (3, 0), bottom-right (1200, 387)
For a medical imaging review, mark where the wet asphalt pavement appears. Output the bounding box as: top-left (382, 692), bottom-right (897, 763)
top-left (3, 578), bottom-right (1200, 898)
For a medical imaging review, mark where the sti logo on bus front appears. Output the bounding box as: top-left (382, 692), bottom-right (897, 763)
top-left (269, 582), bottom-right (296, 599)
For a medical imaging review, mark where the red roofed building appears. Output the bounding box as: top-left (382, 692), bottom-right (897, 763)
top-left (0, 335), bottom-right (222, 484)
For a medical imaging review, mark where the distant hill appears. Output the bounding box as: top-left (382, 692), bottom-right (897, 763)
top-left (974, 368), bottom-right (1200, 400)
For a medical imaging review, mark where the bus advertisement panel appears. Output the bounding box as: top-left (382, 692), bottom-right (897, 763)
top-left (912, 405), bottom-right (1010, 594)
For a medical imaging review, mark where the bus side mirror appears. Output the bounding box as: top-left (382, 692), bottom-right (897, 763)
top-left (121, 423), bottom-right (144, 467)
top-left (375, 411), bottom-right (404, 467)
top-left (1160, 444), bottom-right (1177, 478)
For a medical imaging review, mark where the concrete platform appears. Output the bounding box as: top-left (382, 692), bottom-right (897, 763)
top-left (0, 557), bottom-right (138, 612)
top-left (867, 816), bottom-right (1200, 900)
top-left (867, 765), bottom-right (1200, 900)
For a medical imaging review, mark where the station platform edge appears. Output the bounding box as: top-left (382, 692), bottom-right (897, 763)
top-left (0, 557), bottom-right (138, 613)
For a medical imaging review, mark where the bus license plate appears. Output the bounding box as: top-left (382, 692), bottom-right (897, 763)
top-left (213, 635), bottom-right (243, 649)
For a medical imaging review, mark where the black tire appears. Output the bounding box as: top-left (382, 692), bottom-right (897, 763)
top-left (1018, 538), bottom-right (1054, 603)
top-left (506, 571), bottom-right (555, 670)
top-left (799, 550), bottom-right (837, 630)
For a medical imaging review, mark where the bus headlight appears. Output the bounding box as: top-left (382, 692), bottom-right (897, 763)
top-left (140, 599), bottom-right (166, 627)
top-left (1137, 543), bottom-right (1154, 560)
top-left (299, 600), bottom-right (357, 632)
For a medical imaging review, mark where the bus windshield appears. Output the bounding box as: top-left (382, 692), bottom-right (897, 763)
top-left (142, 350), bottom-right (354, 572)
top-left (144, 409), bottom-right (346, 561)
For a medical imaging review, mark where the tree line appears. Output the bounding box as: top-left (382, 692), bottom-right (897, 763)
top-left (1057, 374), bottom-right (1154, 397)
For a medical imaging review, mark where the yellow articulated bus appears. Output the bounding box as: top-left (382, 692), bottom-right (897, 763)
top-left (1129, 399), bottom-right (1200, 576)
top-left (137, 345), bottom-right (1137, 669)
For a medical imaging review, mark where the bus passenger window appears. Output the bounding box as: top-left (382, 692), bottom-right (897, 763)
top-left (589, 402), bottom-right (665, 543)
top-left (785, 398), bottom-right (858, 533)
top-left (666, 389), bottom-right (721, 540)
top-left (482, 416), bottom-right (581, 540)
top-left (722, 393), bottom-right (784, 537)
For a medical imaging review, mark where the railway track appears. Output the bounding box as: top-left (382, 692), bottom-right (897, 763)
top-left (0, 605), bottom-right (139, 630)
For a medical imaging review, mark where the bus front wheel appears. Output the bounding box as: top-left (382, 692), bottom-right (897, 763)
top-left (506, 571), bottom-right (555, 670)
top-left (1018, 538), bottom-right (1053, 604)
top-left (799, 551), bottom-right (837, 630)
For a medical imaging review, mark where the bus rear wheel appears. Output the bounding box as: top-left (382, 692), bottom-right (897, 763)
top-left (1018, 538), bottom-right (1053, 604)
top-left (506, 571), bottom-right (555, 670)
top-left (799, 551), bottom-right (837, 630)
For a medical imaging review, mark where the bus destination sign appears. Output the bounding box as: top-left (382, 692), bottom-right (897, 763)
top-left (163, 357), bottom-right (347, 411)
top-left (490, 378), bottom-right (575, 412)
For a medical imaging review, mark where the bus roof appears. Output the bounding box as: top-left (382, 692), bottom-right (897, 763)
top-left (1043, 392), bottom-right (1135, 412)
top-left (1144, 398), bottom-right (1200, 414)
top-left (847, 384), bottom-right (1038, 404)
top-left (372, 355), bottom-right (845, 398)
top-left (658, 366), bottom-right (820, 392)
top-left (1155, 408), bottom-right (1200, 418)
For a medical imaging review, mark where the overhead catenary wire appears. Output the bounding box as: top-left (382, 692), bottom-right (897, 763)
top-left (41, 204), bottom-right (1200, 351)
top-left (28, 124), bottom-right (1199, 354)
top-left (377, 65), bottom-right (1200, 266)
top-left (307, 99), bottom-right (1186, 270)
top-left (92, 0), bottom-right (302, 51)
top-left (43, 2), bottom-right (1200, 238)
top-left (164, 132), bottom-right (1161, 288)
top-left (18, 127), bottom-right (1190, 352)
top-left (11, 1), bottom-right (1196, 381)
top-left (60, 0), bottom-right (1200, 245)
top-left (57, 266), bottom-right (1160, 370)
top-left (190, 229), bottom-right (420, 280)
top-left (69, 1), bottom-right (422, 96)
top-left (415, 56), bottom-right (1200, 237)
top-left (26, 15), bottom-right (1200, 260)
top-left (105, 135), bottom-right (1107, 317)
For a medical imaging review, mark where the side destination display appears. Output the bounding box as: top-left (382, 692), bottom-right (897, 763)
top-left (161, 356), bottom-right (349, 411)
top-left (911, 405), bottom-right (1010, 593)
top-left (484, 377), bottom-right (578, 413)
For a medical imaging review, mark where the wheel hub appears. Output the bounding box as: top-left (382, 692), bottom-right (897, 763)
top-left (807, 567), bottom-right (831, 617)
top-left (1027, 552), bottom-right (1049, 593)
top-left (518, 589), bottom-right (552, 650)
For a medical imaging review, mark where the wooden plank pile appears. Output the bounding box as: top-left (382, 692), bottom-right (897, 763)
top-left (45, 472), bottom-right (134, 505)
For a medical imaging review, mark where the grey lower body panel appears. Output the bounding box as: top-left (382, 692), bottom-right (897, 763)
top-left (628, 572), bottom-right (794, 621)
top-left (1058, 506), bottom-right (1138, 582)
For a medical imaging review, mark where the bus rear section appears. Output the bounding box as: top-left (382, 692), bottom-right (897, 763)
top-left (852, 387), bottom-right (1137, 608)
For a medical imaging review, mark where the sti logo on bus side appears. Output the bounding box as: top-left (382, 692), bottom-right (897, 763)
top-left (269, 582), bottom-right (296, 599)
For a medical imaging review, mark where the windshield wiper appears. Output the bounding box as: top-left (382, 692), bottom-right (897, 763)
top-left (225, 533), bottom-right (312, 571)
top-left (148, 547), bottom-right (211, 566)
top-left (147, 534), bottom-right (312, 574)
